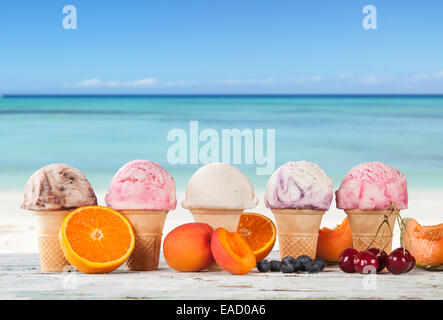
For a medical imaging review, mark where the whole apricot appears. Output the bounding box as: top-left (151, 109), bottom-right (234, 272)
top-left (163, 223), bottom-right (214, 272)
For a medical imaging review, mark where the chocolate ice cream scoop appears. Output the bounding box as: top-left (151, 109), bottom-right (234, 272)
top-left (22, 163), bottom-right (97, 211)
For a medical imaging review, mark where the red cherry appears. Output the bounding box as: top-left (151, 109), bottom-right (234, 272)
top-left (338, 248), bottom-right (358, 273)
top-left (407, 256), bottom-right (416, 273)
top-left (353, 251), bottom-right (379, 274)
top-left (387, 248), bottom-right (413, 275)
top-left (392, 247), bottom-right (415, 273)
top-left (367, 247), bottom-right (388, 273)
top-left (398, 248), bottom-right (413, 265)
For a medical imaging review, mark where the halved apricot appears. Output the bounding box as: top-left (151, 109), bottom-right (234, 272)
top-left (211, 228), bottom-right (256, 275)
top-left (316, 217), bottom-right (353, 263)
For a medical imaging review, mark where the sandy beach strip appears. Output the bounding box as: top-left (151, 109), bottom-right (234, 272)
top-left (0, 189), bottom-right (442, 253)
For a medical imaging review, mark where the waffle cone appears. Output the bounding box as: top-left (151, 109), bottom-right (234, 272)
top-left (119, 210), bottom-right (168, 271)
top-left (272, 209), bottom-right (325, 259)
top-left (345, 209), bottom-right (397, 253)
top-left (190, 209), bottom-right (244, 232)
top-left (34, 210), bottom-right (71, 272)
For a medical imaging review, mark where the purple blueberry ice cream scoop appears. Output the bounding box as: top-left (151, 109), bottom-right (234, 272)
top-left (265, 161), bottom-right (333, 210)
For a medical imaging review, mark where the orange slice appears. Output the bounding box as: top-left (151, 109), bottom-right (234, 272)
top-left (237, 212), bottom-right (276, 262)
top-left (60, 206), bottom-right (135, 274)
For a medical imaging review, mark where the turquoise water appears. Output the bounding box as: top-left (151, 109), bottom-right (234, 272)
top-left (1, 96), bottom-right (443, 191)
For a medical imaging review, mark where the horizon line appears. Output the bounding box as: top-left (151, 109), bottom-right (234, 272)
top-left (2, 93), bottom-right (443, 98)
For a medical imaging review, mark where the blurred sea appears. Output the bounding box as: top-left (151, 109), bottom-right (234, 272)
top-left (1, 95), bottom-right (443, 192)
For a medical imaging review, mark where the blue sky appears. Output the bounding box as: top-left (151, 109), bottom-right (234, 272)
top-left (1, 0), bottom-right (443, 94)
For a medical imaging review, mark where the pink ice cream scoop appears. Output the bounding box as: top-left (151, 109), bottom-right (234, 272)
top-left (336, 162), bottom-right (408, 210)
top-left (105, 160), bottom-right (177, 210)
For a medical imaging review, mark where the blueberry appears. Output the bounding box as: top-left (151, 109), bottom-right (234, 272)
top-left (270, 260), bottom-right (282, 272)
top-left (281, 256), bottom-right (296, 265)
top-left (305, 260), bottom-right (323, 273)
top-left (296, 255), bottom-right (312, 271)
top-left (281, 260), bottom-right (294, 273)
top-left (292, 259), bottom-right (303, 272)
top-left (314, 258), bottom-right (326, 271)
top-left (256, 259), bottom-right (270, 272)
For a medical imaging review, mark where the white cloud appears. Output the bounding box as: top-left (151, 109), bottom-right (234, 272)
top-left (78, 78), bottom-right (102, 87)
top-left (128, 78), bottom-right (157, 86)
top-left (292, 75), bottom-right (326, 84)
top-left (163, 80), bottom-right (201, 87)
top-left (359, 75), bottom-right (381, 84)
top-left (408, 71), bottom-right (443, 82)
top-left (77, 78), bottom-right (157, 87)
top-left (337, 73), bottom-right (354, 79)
top-left (220, 78), bottom-right (276, 85)
top-left (74, 71), bottom-right (443, 90)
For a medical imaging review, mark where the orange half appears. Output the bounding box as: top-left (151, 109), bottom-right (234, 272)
top-left (60, 206), bottom-right (135, 274)
top-left (237, 212), bottom-right (276, 261)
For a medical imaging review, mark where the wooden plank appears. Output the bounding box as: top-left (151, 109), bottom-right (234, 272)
top-left (0, 252), bottom-right (441, 300)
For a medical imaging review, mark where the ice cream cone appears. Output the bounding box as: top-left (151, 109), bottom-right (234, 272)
top-left (119, 210), bottom-right (168, 271)
top-left (190, 209), bottom-right (244, 232)
top-left (34, 210), bottom-right (71, 272)
top-left (272, 209), bottom-right (325, 259)
top-left (345, 209), bottom-right (397, 253)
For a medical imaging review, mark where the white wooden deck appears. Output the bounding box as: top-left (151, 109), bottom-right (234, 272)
top-left (0, 252), bottom-right (441, 300)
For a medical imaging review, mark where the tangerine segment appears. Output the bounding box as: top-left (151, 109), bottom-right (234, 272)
top-left (237, 212), bottom-right (276, 261)
top-left (60, 206), bottom-right (135, 274)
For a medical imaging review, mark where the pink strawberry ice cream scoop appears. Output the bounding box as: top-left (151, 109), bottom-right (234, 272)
top-left (105, 160), bottom-right (176, 210)
top-left (336, 162), bottom-right (408, 210)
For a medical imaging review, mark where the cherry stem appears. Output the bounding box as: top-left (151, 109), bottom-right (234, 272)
top-left (366, 217), bottom-right (392, 251)
top-left (366, 202), bottom-right (408, 252)
top-left (391, 202), bottom-right (412, 255)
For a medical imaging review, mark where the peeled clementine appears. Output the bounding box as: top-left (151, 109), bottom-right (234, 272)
top-left (60, 206), bottom-right (135, 274)
top-left (237, 212), bottom-right (276, 262)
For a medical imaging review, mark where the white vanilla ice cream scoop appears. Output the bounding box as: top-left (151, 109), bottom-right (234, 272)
top-left (182, 162), bottom-right (258, 210)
